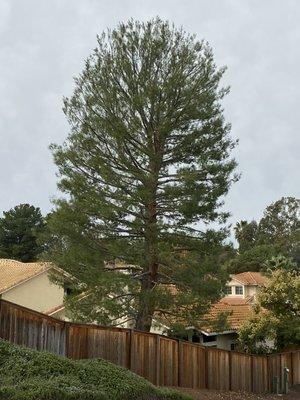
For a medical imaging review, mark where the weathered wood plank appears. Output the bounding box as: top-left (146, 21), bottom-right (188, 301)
top-left (0, 299), bottom-right (299, 393)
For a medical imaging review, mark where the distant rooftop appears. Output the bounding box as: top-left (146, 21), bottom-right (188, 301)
top-left (0, 259), bottom-right (51, 294)
top-left (203, 296), bottom-right (254, 333)
top-left (232, 271), bottom-right (268, 286)
top-left (202, 271), bottom-right (268, 333)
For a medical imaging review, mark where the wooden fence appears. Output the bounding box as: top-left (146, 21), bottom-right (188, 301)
top-left (0, 299), bottom-right (299, 393)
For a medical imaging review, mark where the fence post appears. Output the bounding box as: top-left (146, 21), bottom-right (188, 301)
top-left (177, 340), bottom-right (181, 387)
top-left (266, 354), bottom-right (270, 392)
top-left (229, 350), bottom-right (232, 391)
top-left (251, 355), bottom-right (254, 393)
top-left (204, 347), bottom-right (208, 389)
top-left (65, 322), bottom-right (70, 358)
top-left (127, 329), bottom-right (132, 370)
top-left (156, 335), bottom-right (161, 386)
top-left (290, 352), bottom-right (294, 386)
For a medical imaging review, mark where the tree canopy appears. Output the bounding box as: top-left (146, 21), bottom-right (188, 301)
top-left (0, 204), bottom-right (45, 262)
top-left (228, 197), bottom-right (300, 273)
top-left (238, 269), bottom-right (300, 353)
top-left (46, 18), bottom-right (238, 331)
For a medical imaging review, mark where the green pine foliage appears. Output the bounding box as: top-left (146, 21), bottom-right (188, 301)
top-left (46, 18), bottom-right (238, 331)
top-left (0, 339), bottom-right (191, 400)
top-left (0, 204), bottom-right (45, 262)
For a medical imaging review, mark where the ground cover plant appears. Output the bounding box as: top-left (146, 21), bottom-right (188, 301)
top-left (0, 339), bottom-right (191, 400)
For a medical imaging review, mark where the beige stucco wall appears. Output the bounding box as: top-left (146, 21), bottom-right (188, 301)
top-left (244, 284), bottom-right (259, 299)
top-left (2, 271), bottom-right (65, 313)
top-left (217, 333), bottom-right (237, 350)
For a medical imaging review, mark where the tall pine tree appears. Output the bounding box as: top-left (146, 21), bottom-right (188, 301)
top-left (0, 204), bottom-right (45, 262)
top-left (48, 19), bottom-right (238, 331)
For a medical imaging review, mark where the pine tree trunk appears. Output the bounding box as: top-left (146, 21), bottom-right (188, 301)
top-left (135, 197), bottom-right (159, 332)
top-left (135, 277), bottom-right (155, 332)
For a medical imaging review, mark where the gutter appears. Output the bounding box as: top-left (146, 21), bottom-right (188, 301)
top-left (200, 329), bottom-right (236, 336)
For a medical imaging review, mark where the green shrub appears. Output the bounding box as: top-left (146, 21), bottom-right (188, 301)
top-left (0, 339), bottom-right (191, 400)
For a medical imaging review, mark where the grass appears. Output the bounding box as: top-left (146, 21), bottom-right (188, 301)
top-left (0, 339), bottom-right (191, 400)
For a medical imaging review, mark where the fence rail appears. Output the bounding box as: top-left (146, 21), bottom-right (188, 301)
top-left (0, 299), bottom-right (299, 393)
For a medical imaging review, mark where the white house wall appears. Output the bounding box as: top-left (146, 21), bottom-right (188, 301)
top-left (2, 271), bottom-right (65, 313)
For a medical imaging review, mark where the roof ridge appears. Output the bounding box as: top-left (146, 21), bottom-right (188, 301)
top-left (0, 260), bottom-right (52, 294)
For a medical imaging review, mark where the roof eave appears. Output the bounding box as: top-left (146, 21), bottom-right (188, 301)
top-left (200, 329), bottom-right (236, 336)
top-left (0, 266), bottom-right (52, 295)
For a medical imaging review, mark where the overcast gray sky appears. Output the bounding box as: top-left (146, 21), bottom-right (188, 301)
top-left (0, 0), bottom-right (299, 230)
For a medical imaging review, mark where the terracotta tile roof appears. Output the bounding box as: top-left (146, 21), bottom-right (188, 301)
top-left (203, 296), bottom-right (254, 333)
top-left (232, 271), bottom-right (268, 286)
top-left (0, 259), bottom-right (51, 294)
top-left (219, 296), bottom-right (252, 306)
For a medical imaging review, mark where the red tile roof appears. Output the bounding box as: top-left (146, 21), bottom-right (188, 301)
top-left (232, 271), bottom-right (268, 286)
top-left (203, 296), bottom-right (254, 333)
top-left (201, 272), bottom-right (268, 333)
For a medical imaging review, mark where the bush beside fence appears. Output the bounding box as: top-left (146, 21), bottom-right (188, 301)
top-left (0, 299), bottom-right (299, 393)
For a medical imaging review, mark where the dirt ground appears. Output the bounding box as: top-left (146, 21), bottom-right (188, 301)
top-left (175, 385), bottom-right (300, 400)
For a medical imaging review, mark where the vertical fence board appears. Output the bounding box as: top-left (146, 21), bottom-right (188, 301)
top-left (268, 352), bottom-right (294, 390)
top-left (86, 326), bottom-right (129, 368)
top-left (178, 341), bottom-right (206, 388)
top-left (67, 325), bottom-right (88, 359)
top-left (291, 351), bottom-right (300, 385)
top-left (207, 348), bottom-right (228, 390)
top-left (206, 348), bottom-right (230, 390)
top-left (252, 355), bottom-right (268, 393)
top-left (159, 337), bottom-right (179, 387)
top-left (231, 352), bottom-right (252, 392)
top-left (130, 331), bottom-right (157, 384)
top-left (268, 353), bottom-right (281, 390)
top-left (0, 301), bottom-right (66, 355)
top-left (0, 300), bottom-right (299, 394)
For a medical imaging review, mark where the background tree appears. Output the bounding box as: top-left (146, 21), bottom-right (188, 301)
top-left (234, 220), bottom-right (258, 253)
top-left (47, 18), bottom-right (238, 331)
top-left (258, 196), bottom-right (299, 245)
top-left (263, 254), bottom-right (298, 274)
top-left (0, 204), bottom-right (45, 262)
top-left (238, 269), bottom-right (300, 353)
top-left (228, 197), bottom-right (300, 273)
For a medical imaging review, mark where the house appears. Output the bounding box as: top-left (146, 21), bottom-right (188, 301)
top-left (0, 259), bottom-right (67, 319)
top-left (224, 271), bottom-right (267, 301)
top-left (0, 259), bottom-right (269, 348)
top-left (197, 271), bottom-right (268, 351)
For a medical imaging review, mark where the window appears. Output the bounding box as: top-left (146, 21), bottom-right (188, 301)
top-left (230, 343), bottom-right (236, 351)
top-left (225, 286), bottom-right (232, 295)
top-left (64, 287), bottom-right (73, 296)
top-left (235, 286), bottom-right (243, 295)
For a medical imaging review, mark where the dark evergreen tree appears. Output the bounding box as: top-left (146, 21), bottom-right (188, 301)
top-left (47, 19), bottom-right (238, 331)
top-left (257, 196), bottom-right (300, 251)
top-left (0, 204), bottom-right (45, 262)
top-left (234, 220), bottom-right (258, 253)
top-left (228, 197), bottom-right (300, 273)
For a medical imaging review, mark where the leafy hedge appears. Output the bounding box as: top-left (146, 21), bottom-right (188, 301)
top-left (0, 339), bottom-right (191, 400)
